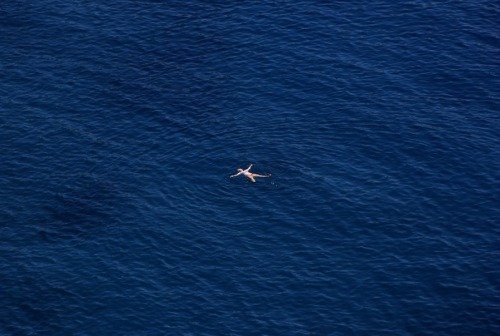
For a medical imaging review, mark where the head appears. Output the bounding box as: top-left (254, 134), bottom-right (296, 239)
top-left (237, 168), bottom-right (243, 172)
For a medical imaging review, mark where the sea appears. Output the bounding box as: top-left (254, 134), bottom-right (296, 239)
top-left (1, 1), bottom-right (499, 335)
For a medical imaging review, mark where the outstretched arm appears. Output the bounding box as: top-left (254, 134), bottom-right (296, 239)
top-left (230, 171), bottom-right (243, 178)
top-left (246, 164), bottom-right (253, 171)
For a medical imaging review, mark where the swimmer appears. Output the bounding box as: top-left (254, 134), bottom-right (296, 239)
top-left (230, 164), bottom-right (271, 183)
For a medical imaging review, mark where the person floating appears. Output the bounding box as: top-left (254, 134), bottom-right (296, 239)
top-left (230, 164), bottom-right (271, 183)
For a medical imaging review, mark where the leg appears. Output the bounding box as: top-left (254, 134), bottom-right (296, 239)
top-left (252, 174), bottom-right (271, 178)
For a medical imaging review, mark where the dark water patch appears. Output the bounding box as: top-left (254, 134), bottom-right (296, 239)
top-left (38, 175), bottom-right (121, 242)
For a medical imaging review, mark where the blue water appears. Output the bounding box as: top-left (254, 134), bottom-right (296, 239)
top-left (1, 1), bottom-right (499, 335)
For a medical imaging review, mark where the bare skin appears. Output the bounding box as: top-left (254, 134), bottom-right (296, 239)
top-left (230, 164), bottom-right (271, 183)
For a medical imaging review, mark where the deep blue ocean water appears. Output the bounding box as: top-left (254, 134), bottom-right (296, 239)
top-left (1, 1), bottom-right (499, 335)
